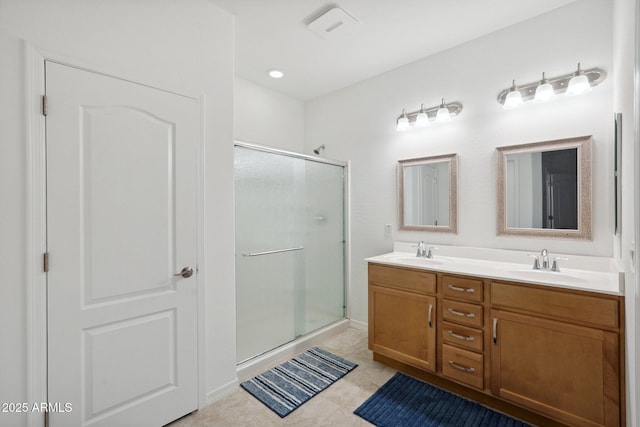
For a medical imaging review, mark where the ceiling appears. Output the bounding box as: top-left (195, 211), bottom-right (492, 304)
top-left (209, 0), bottom-right (577, 101)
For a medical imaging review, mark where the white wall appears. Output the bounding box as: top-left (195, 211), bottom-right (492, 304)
top-left (235, 77), bottom-right (305, 152)
top-left (306, 0), bottom-right (613, 326)
top-left (0, 28), bottom-right (28, 427)
top-left (0, 1), bottom-right (235, 425)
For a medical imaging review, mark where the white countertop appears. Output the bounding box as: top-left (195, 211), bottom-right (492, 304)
top-left (365, 242), bottom-right (624, 296)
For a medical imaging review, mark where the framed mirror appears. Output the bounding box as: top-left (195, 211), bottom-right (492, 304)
top-left (398, 153), bottom-right (457, 233)
top-left (496, 135), bottom-right (592, 239)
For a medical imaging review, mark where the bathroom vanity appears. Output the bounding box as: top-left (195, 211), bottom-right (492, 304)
top-left (367, 243), bottom-right (624, 427)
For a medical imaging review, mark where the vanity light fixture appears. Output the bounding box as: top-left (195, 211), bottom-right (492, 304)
top-left (497, 63), bottom-right (606, 108)
top-left (395, 99), bottom-right (463, 131)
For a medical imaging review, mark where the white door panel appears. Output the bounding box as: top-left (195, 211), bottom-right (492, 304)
top-left (46, 61), bottom-right (198, 427)
top-left (82, 106), bottom-right (177, 303)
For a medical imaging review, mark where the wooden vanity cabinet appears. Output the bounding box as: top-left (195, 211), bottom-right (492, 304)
top-left (368, 264), bottom-right (436, 372)
top-left (368, 262), bottom-right (624, 427)
top-left (491, 282), bottom-right (621, 427)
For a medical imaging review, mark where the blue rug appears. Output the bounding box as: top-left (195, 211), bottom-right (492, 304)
top-left (240, 347), bottom-right (357, 418)
top-left (354, 372), bottom-right (532, 427)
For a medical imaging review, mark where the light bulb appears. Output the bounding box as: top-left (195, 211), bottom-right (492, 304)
top-left (267, 69), bottom-right (284, 79)
top-left (415, 105), bottom-right (430, 127)
top-left (534, 72), bottom-right (556, 102)
top-left (503, 80), bottom-right (523, 109)
top-left (396, 110), bottom-right (410, 131)
top-left (435, 99), bottom-right (451, 122)
top-left (567, 63), bottom-right (591, 95)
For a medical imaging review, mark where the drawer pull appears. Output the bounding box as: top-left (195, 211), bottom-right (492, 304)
top-left (447, 284), bottom-right (475, 293)
top-left (427, 304), bottom-right (433, 328)
top-left (448, 330), bottom-right (475, 342)
top-left (447, 308), bottom-right (476, 319)
top-left (448, 360), bottom-right (476, 374)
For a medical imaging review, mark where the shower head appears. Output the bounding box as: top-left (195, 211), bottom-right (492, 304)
top-left (313, 144), bottom-right (326, 155)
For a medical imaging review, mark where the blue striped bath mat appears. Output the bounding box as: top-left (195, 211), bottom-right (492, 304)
top-left (354, 372), bottom-right (531, 427)
top-left (240, 347), bottom-right (357, 418)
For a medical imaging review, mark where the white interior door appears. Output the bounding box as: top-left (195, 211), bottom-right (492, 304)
top-left (46, 61), bottom-right (199, 427)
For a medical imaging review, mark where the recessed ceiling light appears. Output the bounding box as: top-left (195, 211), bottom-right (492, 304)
top-left (268, 69), bottom-right (284, 79)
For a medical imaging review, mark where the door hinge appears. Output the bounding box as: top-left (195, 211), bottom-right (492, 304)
top-left (43, 252), bottom-right (49, 273)
top-left (42, 95), bottom-right (48, 116)
top-left (44, 410), bottom-right (49, 427)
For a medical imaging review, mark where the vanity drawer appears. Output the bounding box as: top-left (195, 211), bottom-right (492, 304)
top-left (491, 282), bottom-right (619, 328)
top-left (442, 321), bottom-right (483, 352)
top-left (442, 275), bottom-right (483, 302)
top-left (442, 299), bottom-right (483, 327)
top-left (369, 263), bottom-right (437, 295)
top-left (442, 344), bottom-right (483, 389)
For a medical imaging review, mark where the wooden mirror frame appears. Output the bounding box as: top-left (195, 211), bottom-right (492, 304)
top-left (398, 153), bottom-right (458, 233)
top-left (496, 135), bottom-right (592, 239)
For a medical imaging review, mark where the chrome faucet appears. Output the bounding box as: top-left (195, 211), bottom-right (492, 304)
top-left (528, 249), bottom-right (568, 271)
top-left (527, 249), bottom-right (548, 270)
top-left (540, 249), bottom-right (549, 270)
top-left (415, 241), bottom-right (437, 258)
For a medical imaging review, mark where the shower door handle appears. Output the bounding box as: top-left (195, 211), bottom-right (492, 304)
top-left (242, 247), bottom-right (304, 257)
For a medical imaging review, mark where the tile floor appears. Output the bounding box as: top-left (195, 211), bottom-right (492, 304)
top-left (168, 328), bottom-right (395, 426)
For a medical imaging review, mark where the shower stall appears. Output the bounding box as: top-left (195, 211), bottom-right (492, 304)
top-left (234, 142), bottom-right (348, 364)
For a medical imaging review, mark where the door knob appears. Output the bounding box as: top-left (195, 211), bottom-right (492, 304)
top-left (174, 266), bottom-right (193, 278)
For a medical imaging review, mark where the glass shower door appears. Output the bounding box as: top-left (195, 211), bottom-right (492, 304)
top-left (235, 147), bottom-right (303, 363)
top-left (234, 144), bottom-right (345, 363)
top-left (300, 160), bottom-right (345, 336)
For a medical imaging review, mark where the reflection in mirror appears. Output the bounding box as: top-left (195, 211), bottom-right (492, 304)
top-left (506, 148), bottom-right (578, 229)
top-left (398, 154), bottom-right (457, 233)
top-left (497, 136), bottom-right (592, 239)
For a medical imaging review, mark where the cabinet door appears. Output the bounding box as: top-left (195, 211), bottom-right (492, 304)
top-left (491, 310), bottom-right (620, 427)
top-left (369, 285), bottom-right (436, 371)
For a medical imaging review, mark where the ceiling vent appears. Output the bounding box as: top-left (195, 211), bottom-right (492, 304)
top-left (307, 6), bottom-right (360, 39)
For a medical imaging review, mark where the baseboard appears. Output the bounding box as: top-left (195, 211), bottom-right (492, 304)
top-left (349, 319), bottom-right (368, 331)
top-left (205, 378), bottom-right (240, 407)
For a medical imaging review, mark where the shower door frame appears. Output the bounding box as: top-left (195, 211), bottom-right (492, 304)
top-left (233, 140), bottom-right (351, 358)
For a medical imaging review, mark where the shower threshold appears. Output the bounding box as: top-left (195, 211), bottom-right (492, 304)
top-left (236, 319), bottom-right (349, 382)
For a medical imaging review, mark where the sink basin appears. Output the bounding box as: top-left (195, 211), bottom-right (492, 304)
top-left (505, 269), bottom-right (588, 284)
